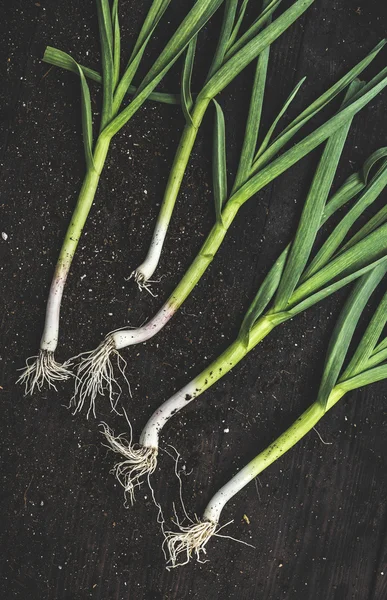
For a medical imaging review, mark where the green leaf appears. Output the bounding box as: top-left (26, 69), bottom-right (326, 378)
top-left (337, 203), bottom-right (387, 256)
top-left (226, 0), bottom-right (283, 60)
top-left (206, 0), bottom-right (239, 80)
top-left (112, 0), bottom-right (121, 89)
top-left (321, 147), bottom-right (387, 224)
top-left (43, 47), bottom-right (102, 83)
top-left (287, 255), bottom-right (387, 319)
top-left (201, 0), bottom-right (314, 99)
top-left (273, 82), bottom-right (360, 312)
top-left (213, 100), bottom-right (228, 223)
top-left (77, 65), bottom-right (94, 171)
top-left (303, 156), bottom-right (387, 280)
top-left (288, 224), bottom-right (387, 310)
top-left (316, 264), bottom-right (387, 410)
top-left (113, 0), bottom-right (172, 113)
top-left (239, 246), bottom-right (289, 342)
top-left (181, 35), bottom-right (197, 124)
top-left (238, 143), bottom-right (387, 336)
top-left (231, 68), bottom-right (387, 211)
top-left (254, 77), bottom-right (305, 161)
top-left (232, 1), bottom-right (273, 193)
top-left (225, 0), bottom-right (251, 50)
top-left (42, 46), bottom-right (180, 104)
top-left (104, 0), bottom-right (225, 138)
top-left (47, 51), bottom-right (94, 169)
top-left (373, 336), bottom-right (387, 355)
top-left (97, 0), bottom-right (114, 129)
top-left (252, 41), bottom-right (386, 174)
top-left (366, 346), bottom-right (387, 370)
top-left (341, 288), bottom-right (387, 379)
top-left (339, 364), bottom-right (387, 393)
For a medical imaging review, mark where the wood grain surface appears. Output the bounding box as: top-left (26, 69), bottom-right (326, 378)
top-left (1, 1), bottom-right (386, 599)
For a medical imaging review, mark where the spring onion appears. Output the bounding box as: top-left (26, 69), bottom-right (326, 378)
top-left (73, 42), bottom-right (387, 415)
top-left (100, 108), bottom-right (387, 504)
top-left (131, 0), bottom-right (316, 290)
top-left (162, 263), bottom-right (387, 566)
top-left (17, 0), bottom-right (227, 395)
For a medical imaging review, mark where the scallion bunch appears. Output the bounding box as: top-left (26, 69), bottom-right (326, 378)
top-left (130, 0), bottom-right (315, 291)
top-left (73, 41), bottom-right (387, 415)
top-left (100, 101), bottom-right (387, 502)
top-left (162, 263), bottom-right (387, 566)
top-left (18, 0), bottom-right (227, 394)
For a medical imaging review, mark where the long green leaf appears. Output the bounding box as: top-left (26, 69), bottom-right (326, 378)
top-left (339, 364), bottom-right (387, 393)
top-left (251, 41), bottom-right (386, 174)
top-left (302, 157), bottom-right (387, 280)
top-left (288, 223), bottom-right (387, 309)
top-left (232, 0), bottom-right (273, 193)
top-left (112, 0), bottom-right (121, 89)
top-left (181, 35), bottom-right (197, 124)
top-left (113, 0), bottom-right (172, 112)
top-left (77, 64), bottom-right (94, 171)
top-left (372, 336), bottom-right (387, 355)
top-left (316, 265), bottom-right (387, 410)
top-left (287, 255), bottom-right (387, 318)
top-left (273, 82), bottom-right (361, 311)
top-left (341, 289), bottom-right (387, 379)
top-left (53, 52), bottom-right (94, 169)
top-left (201, 0), bottom-right (314, 99)
top-left (254, 77), bottom-right (305, 161)
top-left (240, 146), bottom-right (387, 334)
top-left (337, 203), bottom-right (387, 256)
top-left (239, 247), bottom-right (289, 342)
top-left (321, 147), bottom-right (387, 223)
top-left (226, 0), bottom-right (251, 50)
top-left (213, 100), bottom-right (228, 223)
top-left (97, 0), bottom-right (114, 129)
top-left (366, 345), bottom-right (387, 370)
top-left (226, 0), bottom-right (283, 60)
top-left (104, 0), bottom-right (225, 138)
top-left (230, 69), bottom-right (387, 212)
top-left (236, 140), bottom-right (387, 336)
top-left (42, 46), bottom-right (180, 104)
top-left (206, 0), bottom-right (239, 80)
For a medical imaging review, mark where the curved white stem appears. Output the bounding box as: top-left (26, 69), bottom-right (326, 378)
top-left (111, 303), bottom-right (175, 350)
top-left (131, 222), bottom-right (169, 285)
top-left (139, 379), bottom-right (198, 448)
top-left (203, 462), bottom-right (257, 524)
top-left (40, 264), bottom-right (68, 352)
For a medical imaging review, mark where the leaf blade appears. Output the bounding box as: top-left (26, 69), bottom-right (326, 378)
top-left (181, 35), bottom-right (197, 124)
top-left (212, 100), bottom-right (228, 223)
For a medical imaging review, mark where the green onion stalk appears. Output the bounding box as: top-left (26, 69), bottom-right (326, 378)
top-left (100, 96), bottom-right (387, 507)
top-left (131, 0), bottom-right (305, 291)
top-left (72, 41), bottom-right (387, 416)
top-left (162, 264), bottom-right (387, 567)
top-left (17, 0), bottom-right (228, 395)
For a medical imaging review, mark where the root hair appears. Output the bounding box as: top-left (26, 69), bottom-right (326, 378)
top-left (71, 335), bottom-right (130, 418)
top-left (17, 350), bottom-right (73, 395)
top-left (100, 420), bottom-right (158, 506)
top-left (129, 270), bottom-right (158, 297)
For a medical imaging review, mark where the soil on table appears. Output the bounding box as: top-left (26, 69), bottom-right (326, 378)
top-left (1, 1), bottom-right (387, 599)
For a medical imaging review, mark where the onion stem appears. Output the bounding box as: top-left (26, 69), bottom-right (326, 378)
top-left (73, 53), bottom-right (387, 412)
top-left (131, 0), bottom-right (315, 286)
top-left (18, 0), bottom-right (227, 395)
top-left (163, 267), bottom-right (387, 566)
top-left (132, 96), bottom-right (212, 287)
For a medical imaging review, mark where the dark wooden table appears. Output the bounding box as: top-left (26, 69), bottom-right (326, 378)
top-left (1, 1), bottom-right (386, 598)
